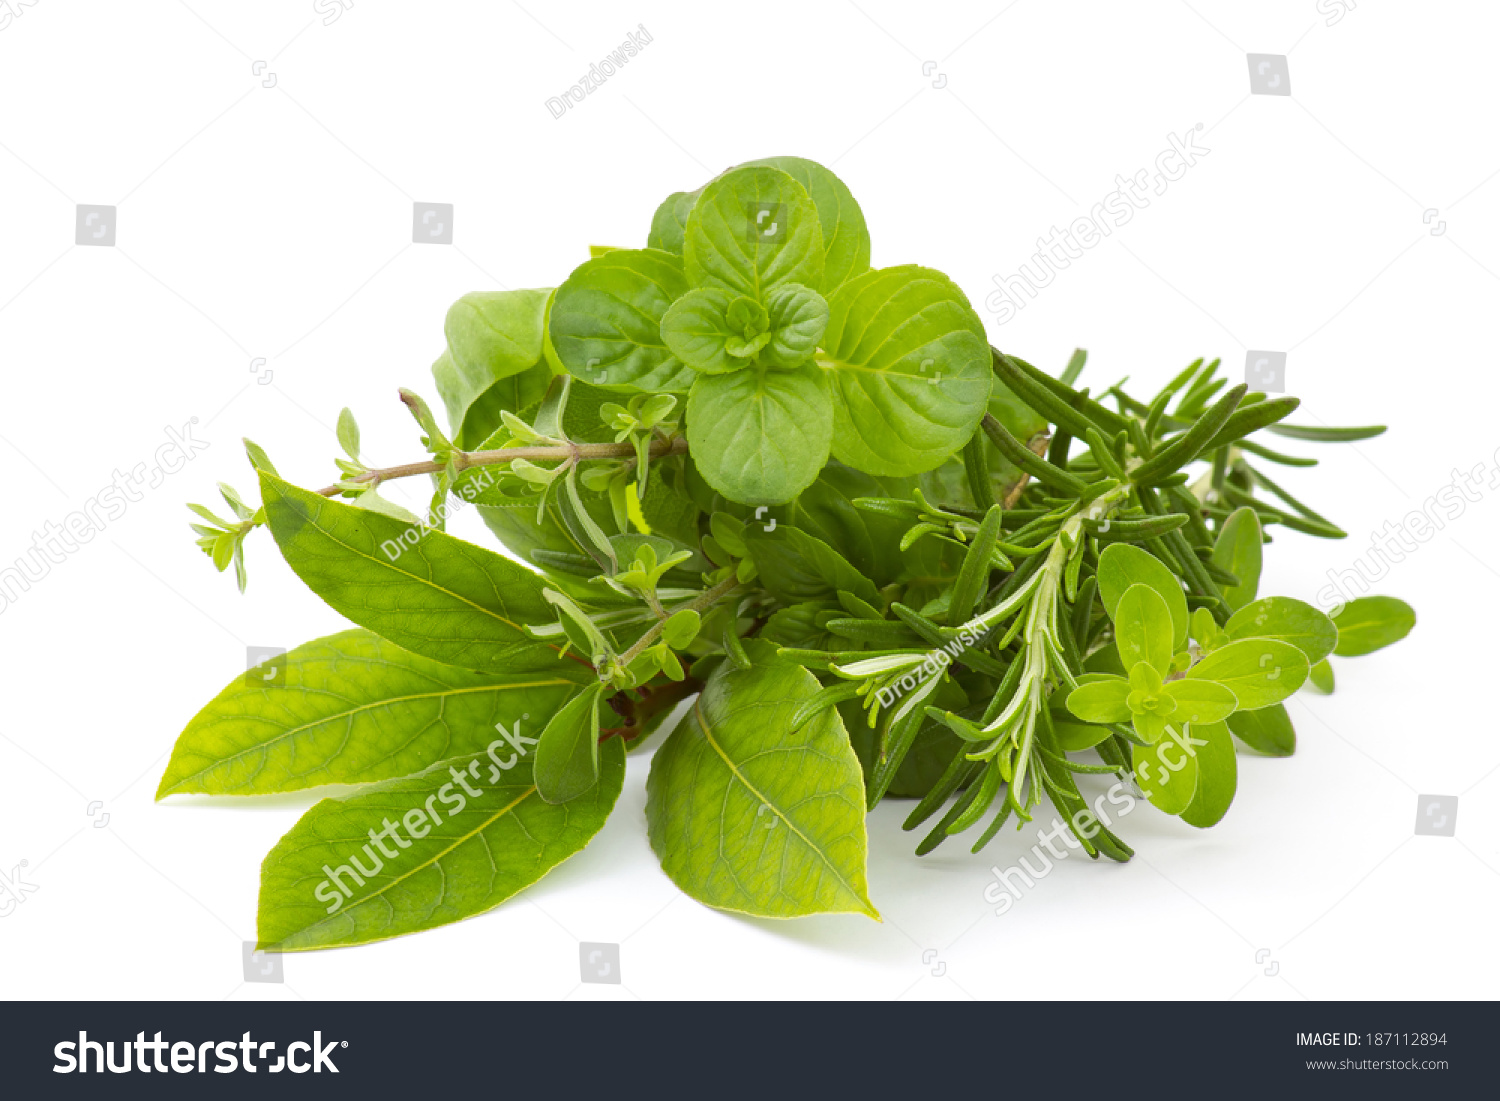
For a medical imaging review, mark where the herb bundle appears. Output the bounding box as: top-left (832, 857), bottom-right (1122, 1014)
top-left (164, 156), bottom-right (1414, 948)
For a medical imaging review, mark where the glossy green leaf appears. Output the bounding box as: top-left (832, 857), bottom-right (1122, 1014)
top-left (1179, 720), bottom-right (1236, 827)
top-left (684, 166), bottom-right (824, 298)
top-left (645, 644), bottom-right (878, 919)
top-left (1161, 678), bottom-right (1238, 726)
top-left (1332, 595), bottom-right (1416, 656)
top-left (534, 683), bottom-right (604, 804)
top-left (258, 738), bottom-right (624, 951)
top-left (723, 295), bottom-right (770, 349)
top-left (685, 363), bottom-right (831, 505)
top-left (1227, 702), bottom-right (1296, 756)
top-left (760, 282), bottom-right (828, 367)
top-left (1097, 543), bottom-right (1189, 649)
top-left (157, 630), bottom-right (585, 797)
top-left (661, 608), bottom-right (702, 649)
top-left (743, 524), bottom-right (882, 608)
top-left (548, 248), bottom-right (697, 393)
top-left (1308, 658), bottom-right (1335, 694)
top-left (1115, 584), bottom-right (1174, 675)
top-left (820, 265), bottom-right (991, 477)
top-left (260, 473), bottom-right (566, 674)
top-left (660, 287), bottom-right (744, 374)
top-left (740, 156), bottom-right (870, 292)
top-left (243, 437), bottom-right (279, 476)
top-left (1226, 596), bottom-right (1338, 664)
top-left (1066, 676), bottom-right (1132, 724)
top-left (1190, 606), bottom-right (1227, 651)
top-left (1133, 710), bottom-right (1168, 745)
top-left (1211, 506), bottom-right (1262, 612)
top-left (1084, 641), bottom-right (1129, 678)
top-left (1131, 729), bottom-right (1198, 814)
top-left (433, 355), bottom-right (552, 453)
top-left (1187, 637), bottom-right (1308, 709)
top-left (788, 465), bottom-right (910, 584)
top-left (1055, 720), bottom-right (1112, 751)
top-left (647, 189), bottom-right (698, 254)
top-left (336, 407), bottom-right (360, 460)
top-left (435, 288), bottom-right (552, 446)
top-left (763, 601), bottom-right (843, 651)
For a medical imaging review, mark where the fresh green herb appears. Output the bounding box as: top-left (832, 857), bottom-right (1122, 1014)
top-left (164, 156), bottom-right (1414, 950)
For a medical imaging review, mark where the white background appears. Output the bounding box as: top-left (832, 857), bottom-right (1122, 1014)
top-left (0, 0), bottom-right (1496, 1001)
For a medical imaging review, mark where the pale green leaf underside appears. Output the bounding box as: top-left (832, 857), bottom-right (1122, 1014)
top-left (435, 288), bottom-right (552, 446)
top-left (1332, 595), bottom-right (1416, 657)
top-left (820, 265), bottom-right (991, 477)
top-left (1228, 703), bottom-right (1296, 756)
top-left (258, 739), bottom-right (624, 951)
top-left (158, 629), bottom-right (586, 797)
top-left (645, 650), bottom-right (879, 919)
top-left (433, 353), bottom-right (553, 452)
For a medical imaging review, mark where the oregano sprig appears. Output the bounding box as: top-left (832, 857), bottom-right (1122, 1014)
top-left (163, 155), bottom-right (1415, 952)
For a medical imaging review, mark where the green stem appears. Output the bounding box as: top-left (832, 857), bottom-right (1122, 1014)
top-left (966, 479), bottom-right (1134, 818)
top-left (617, 573), bottom-right (741, 669)
top-left (316, 436), bottom-right (688, 498)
